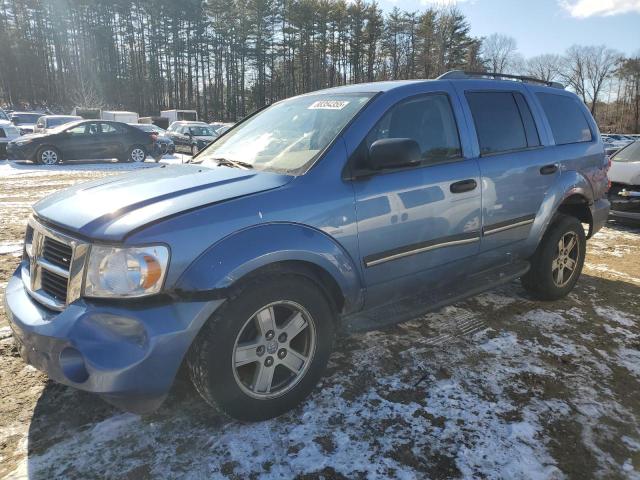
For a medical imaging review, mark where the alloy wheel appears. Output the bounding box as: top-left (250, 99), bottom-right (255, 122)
top-left (232, 301), bottom-right (317, 399)
top-left (40, 150), bottom-right (58, 165)
top-left (130, 148), bottom-right (145, 162)
top-left (552, 231), bottom-right (580, 287)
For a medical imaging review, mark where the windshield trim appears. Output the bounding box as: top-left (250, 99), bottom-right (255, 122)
top-left (194, 91), bottom-right (379, 176)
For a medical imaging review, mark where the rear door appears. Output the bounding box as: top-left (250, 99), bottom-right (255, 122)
top-left (454, 83), bottom-right (557, 260)
top-left (352, 89), bottom-right (482, 304)
top-left (62, 122), bottom-right (103, 160)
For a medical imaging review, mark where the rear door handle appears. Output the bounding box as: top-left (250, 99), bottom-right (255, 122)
top-left (540, 164), bottom-right (558, 175)
top-left (450, 179), bottom-right (477, 194)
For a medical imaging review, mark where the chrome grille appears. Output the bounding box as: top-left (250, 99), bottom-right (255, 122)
top-left (21, 218), bottom-right (88, 311)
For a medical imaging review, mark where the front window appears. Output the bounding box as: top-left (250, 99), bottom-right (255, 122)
top-left (612, 141), bottom-right (640, 163)
top-left (198, 93), bottom-right (374, 174)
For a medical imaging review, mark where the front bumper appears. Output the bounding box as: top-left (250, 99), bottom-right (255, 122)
top-left (608, 186), bottom-right (640, 222)
top-left (589, 198), bottom-right (610, 236)
top-left (4, 266), bottom-right (224, 413)
top-left (6, 142), bottom-right (36, 161)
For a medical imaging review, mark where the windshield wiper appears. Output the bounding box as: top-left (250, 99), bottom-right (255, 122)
top-left (213, 157), bottom-right (254, 170)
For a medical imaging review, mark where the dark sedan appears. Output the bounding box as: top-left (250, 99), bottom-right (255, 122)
top-left (165, 121), bottom-right (218, 156)
top-left (128, 123), bottom-right (175, 161)
top-left (7, 120), bottom-right (155, 165)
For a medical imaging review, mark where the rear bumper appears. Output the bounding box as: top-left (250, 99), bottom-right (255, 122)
top-left (589, 198), bottom-right (610, 236)
top-left (4, 266), bottom-right (224, 413)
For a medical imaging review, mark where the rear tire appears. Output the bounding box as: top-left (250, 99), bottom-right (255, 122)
top-left (521, 214), bottom-right (586, 300)
top-left (127, 145), bottom-right (147, 163)
top-left (187, 274), bottom-right (335, 422)
top-left (36, 146), bottom-right (61, 165)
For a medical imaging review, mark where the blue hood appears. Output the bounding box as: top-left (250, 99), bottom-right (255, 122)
top-left (34, 164), bottom-right (292, 241)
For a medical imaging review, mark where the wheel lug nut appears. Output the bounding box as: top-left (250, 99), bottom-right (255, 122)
top-left (265, 356), bottom-right (274, 367)
top-left (278, 348), bottom-right (287, 359)
top-left (256, 345), bottom-right (265, 356)
top-left (278, 333), bottom-right (287, 343)
top-left (265, 330), bottom-right (275, 341)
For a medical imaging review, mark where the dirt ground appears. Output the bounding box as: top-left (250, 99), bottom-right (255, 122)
top-left (1, 159), bottom-right (639, 479)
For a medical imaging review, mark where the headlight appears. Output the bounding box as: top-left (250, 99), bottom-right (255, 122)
top-left (84, 245), bottom-right (169, 298)
top-left (14, 139), bottom-right (32, 146)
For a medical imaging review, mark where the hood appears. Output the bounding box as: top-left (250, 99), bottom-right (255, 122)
top-left (609, 160), bottom-right (640, 186)
top-left (34, 164), bottom-right (292, 241)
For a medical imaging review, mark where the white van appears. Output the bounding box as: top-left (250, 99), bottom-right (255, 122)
top-left (161, 109), bottom-right (198, 124)
top-left (102, 111), bottom-right (139, 124)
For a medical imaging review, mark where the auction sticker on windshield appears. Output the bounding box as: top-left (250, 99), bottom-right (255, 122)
top-left (308, 100), bottom-right (350, 110)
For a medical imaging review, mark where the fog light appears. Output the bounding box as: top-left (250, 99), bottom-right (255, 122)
top-left (59, 347), bottom-right (89, 383)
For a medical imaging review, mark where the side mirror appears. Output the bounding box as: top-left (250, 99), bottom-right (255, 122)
top-left (368, 138), bottom-right (421, 171)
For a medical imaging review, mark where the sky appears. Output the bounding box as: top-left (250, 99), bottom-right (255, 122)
top-left (377, 0), bottom-right (640, 58)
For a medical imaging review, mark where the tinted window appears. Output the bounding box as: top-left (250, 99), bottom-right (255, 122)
top-left (466, 92), bottom-right (532, 155)
top-left (366, 94), bottom-right (462, 165)
top-left (536, 93), bottom-right (592, 145)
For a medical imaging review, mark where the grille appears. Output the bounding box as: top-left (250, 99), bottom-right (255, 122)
top-left (41, 269), bottom-right (68, 301)
top-left (42, 236), bottom-right (72, 269)
top-left (21, 219), bottom-right (83, 310)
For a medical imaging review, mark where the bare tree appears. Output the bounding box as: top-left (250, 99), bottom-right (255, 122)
top-left (70, 76), bottom-right (104, 109)
top-left (481, 33), bottom-right (518, 73)
top-left (562, 45), bottom-right (621, 115)
top-left (524, 54), bottom-right (563, 82)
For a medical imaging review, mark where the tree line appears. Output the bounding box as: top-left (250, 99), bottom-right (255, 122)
top-left (0, 0), bottom-right (637, 132)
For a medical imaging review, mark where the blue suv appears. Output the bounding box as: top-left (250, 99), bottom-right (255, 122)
top-left (4, 71), bottom-right (610, 421)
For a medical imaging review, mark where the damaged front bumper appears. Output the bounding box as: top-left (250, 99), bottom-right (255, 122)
top-left (3, 266), bottom-right (224, 413)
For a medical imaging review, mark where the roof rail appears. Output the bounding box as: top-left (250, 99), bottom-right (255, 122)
top-left (437, 70), bottom-right (565, 89)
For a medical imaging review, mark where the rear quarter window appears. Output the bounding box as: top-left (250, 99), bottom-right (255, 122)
top-left (536, 93), bottom-right (593, 145)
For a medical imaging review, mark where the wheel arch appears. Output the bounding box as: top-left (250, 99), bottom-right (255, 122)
top-left (174, 223), bottom-right (364, 315)
top-left (35, 144), bottom-right (62, 162)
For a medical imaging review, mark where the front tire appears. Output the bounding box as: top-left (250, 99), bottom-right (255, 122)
top-left (36, 146), bottom-right (61, 165)
top-left (187, 274), bottom-right (335, 421)
top-left (521, 214), bottom-right (586, 300)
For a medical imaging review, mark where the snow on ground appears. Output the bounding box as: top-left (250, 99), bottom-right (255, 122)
top-left (1, 159), bottom-right (640, 479)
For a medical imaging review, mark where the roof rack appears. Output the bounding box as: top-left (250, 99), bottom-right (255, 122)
top-left (437, 70), bottom-right (565, 89)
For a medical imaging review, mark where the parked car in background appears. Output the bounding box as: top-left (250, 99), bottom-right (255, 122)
top-left (0, 108), bottom-right (9, 121)
top-left (166, 121), bottom-right (217, 156)
top-left (139, 116), bottom-right (170, 129)
top-left (34, 115), bottom-right (82, 134)
top-left (4, 72), bottom-right (609, 421)
top-left (210, 122), bottom-right (234, 136)
top-left (128, 123), bottom-right (175, 160)
top-left (10, 111), bottom-right (43, 135)
top-left (6, 120), bottom-right (155, 164)
top-left (0, 120), bottom-right (21, 159)
top-left (608, 140), bottom-right (640, 223)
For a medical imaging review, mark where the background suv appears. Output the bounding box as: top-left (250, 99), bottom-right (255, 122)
top-left (4, 72), bottom-right (609, 421)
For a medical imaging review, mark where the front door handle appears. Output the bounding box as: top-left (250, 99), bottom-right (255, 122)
top-left (450, 179), bottom-right (477, 194)
top-left (540, 164), bottom-right (558, 175)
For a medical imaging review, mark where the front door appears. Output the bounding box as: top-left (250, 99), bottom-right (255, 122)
top-left (352, 92), bottom-right (482, 306)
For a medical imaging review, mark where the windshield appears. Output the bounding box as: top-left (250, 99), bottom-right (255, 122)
top-left (12, 113), bottom-right (41, 124)
top-left (0, 110), bottom-right (7, 121)
top-left (198, 93), bottom-right (374, 173)
top-left (612, 141), bottom-right (640, 163)
top-left (189, 126), bottom-right (215, 136)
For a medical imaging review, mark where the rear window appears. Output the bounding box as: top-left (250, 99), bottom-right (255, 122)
top-left (536, 93), bottom-right (592, 145)
top-left (466, 91), bottom-right (540, 155)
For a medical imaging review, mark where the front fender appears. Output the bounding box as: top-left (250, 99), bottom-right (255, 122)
top-left (523, 170), bottom-right (594, 256)
top-left (174, 223), bottom-right (363, 313)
